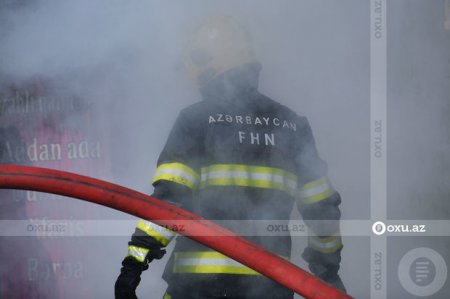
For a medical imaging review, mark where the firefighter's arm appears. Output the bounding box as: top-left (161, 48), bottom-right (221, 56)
top-left (294, 118), bottom-right (346, 293)
top-left (114, 223), bottom-right (170, 299)
top-left (115, 111), bottom-right (200, 299)
top-left (115, 180), bottom-right (193, 299)
top-left (297, 185), bottom-right (346, 293)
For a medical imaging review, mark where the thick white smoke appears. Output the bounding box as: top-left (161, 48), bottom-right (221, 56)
top-left (0, 1), bottom-right (448, 298)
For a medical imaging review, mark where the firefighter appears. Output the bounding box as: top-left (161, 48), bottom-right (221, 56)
top-left (115, 16), bottom-right (346, 299)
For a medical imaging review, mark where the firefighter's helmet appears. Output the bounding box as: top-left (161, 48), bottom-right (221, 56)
top-left (183, 16), bottom-right (258, 87)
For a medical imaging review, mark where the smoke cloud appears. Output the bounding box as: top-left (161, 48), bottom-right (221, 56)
top-left (0, 1), bottom-right (448, 298)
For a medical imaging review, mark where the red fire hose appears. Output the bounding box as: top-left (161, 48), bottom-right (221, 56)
top-left (0, 165), bottom-right (351, 299)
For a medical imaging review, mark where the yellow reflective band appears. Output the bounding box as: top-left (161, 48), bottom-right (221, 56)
top-left (137, 220), bottom-right (175, 247)
top-left (200, 164), bottom-right (298, 196)
top-left (127, 245), bottom-right (149, 263)
top-left (162, 293), bottom-right (172, 299)
top-left (173, 251), bottom-right (261, 275)
top-left (152, 162), bottom-right (199, 190)
top-left (173, 265), bottom-right (260, 275)
top-left (298, 176), bottom-right (335, 204)
top-left (308, 233), bottom-right (343, 254)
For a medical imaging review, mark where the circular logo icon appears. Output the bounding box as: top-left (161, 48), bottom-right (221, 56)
top-left (398, 247), bottom-right (447, 297)
top-left (372, 221), bottom-right (386, 235)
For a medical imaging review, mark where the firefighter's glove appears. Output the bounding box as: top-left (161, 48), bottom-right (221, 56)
top-left (115, 256), bottom-right (146, 299)
top-left (115, 248), bottom-right (166, 299)
top-left (302, 247), bottom-right (347, 294)
top-left (326, 275), bottom-right (347, 294)
top-left (309, 263), bottom-right (347, 293)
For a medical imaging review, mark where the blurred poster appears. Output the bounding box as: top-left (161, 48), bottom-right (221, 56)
top-left (0, 125), bottom-right (59, 299)
top-left (0, 75), bottom-right (115, 299)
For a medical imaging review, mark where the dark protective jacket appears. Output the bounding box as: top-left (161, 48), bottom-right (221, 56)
top-left (125, 68), bottom-right (343, 298)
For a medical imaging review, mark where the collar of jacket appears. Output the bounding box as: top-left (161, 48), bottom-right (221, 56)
top-left (200, 63), bottom-right (261, 103)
